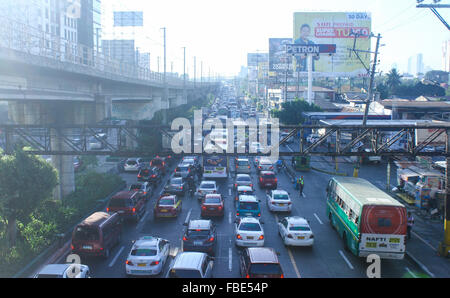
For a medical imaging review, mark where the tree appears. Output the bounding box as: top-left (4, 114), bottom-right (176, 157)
top-left (271, 98), bottom-right (322, 125)
top-left (386, 68), bottom-right (402, 94)
top-left (0, 147), bottom-right (58, 247)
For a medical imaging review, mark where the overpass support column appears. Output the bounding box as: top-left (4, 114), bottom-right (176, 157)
top-left (94, 95), bottom-right (112, 122)
top-left (51, 128), bottom-right (75, 200)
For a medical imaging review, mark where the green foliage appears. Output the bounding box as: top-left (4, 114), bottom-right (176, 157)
top-left (18, 216), bottom-right (57, 253)
top-left (77, 155), bottom-right (98, 172)
top-left (271, 99), bottom-right (322, 125)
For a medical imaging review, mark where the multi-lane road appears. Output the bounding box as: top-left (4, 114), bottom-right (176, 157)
top-left (70, 143), bottom-right (426, 278)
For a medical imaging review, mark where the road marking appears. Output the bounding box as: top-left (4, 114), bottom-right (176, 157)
top-left (229, 246), bottom-right (233, 272)
top-left (228, 188), bottom-right (232, 196)
top-left (406, 251), bottom-right (436, 278)
top-left (109, 246), bottom-right (125, 267)
top-left (287, 247), bottom-right (301, 278)
top-left (411, 231), bottom-right (437, 252)
top-left (184, 208), bottom-right (192, 225)
top-left (339, 250), bottom-right (354, 270)
top-left (313, 213), bottom-right (323, 225)
top-left (229, 211), bottom-right (232, 224)
top-left (139, 211), bottom-right (148, 224)
top-left (405, 267), bottom-right (418, 278)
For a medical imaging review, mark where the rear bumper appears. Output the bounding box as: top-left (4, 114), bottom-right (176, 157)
top-left (359, 250), bottom-right (404, 259)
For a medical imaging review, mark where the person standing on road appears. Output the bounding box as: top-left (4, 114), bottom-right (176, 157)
top-left (299, 176), bottom-right (304, 197)
top-left (407, 211), bottom-right (414, 240)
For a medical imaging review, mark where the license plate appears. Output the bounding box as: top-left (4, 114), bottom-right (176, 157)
top-left (366, 242), bottom-right (377, 248)
top-left (297, 236), bottom-right (305, 240)
top-left (247, 236), bottom-right (254, 240)
top-left (138, 263), bottom-right (146, 267)
top-left (82, 245), bottom-right (92, 250)
top-left (279, 204), bottom-right (285, 207)
top-left (118, 210), bottom-right (125, 214)
top-left (266, 183), bottom-right (271, 186)
top-left (160, 209), bottom-right (168, 212)
top-left (209, 208), bottom-right (216, 211)
top-left (389, 238), bottom-right (400, 243)
top-left (194, 241), bottom-right (203, 246)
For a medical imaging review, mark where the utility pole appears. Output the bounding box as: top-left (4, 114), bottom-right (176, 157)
top-left (194, 56), bottom-right (196, 89)
top-left (350, 32), bottom-right (382, 177)
top-left (417, 2), bottom-right (450, 30)
top-left (362, 33), bottom-right (381, 126)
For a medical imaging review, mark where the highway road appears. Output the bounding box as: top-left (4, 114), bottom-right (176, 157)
top-left (66, 141), bottom-right (426, 278)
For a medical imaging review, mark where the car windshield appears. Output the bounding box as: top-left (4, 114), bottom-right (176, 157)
top-left (200, 183), bottom-right (215, 189)
top-left (127, 160), bottom-right (137, 165)
top-left (73, 226), bottom-right (99, 241)
top-left (289, 226), bottom-right (311, 231)
top-left (237, 176), bottom-right (251, 182)
top-left (239, 223), bottom-right (261, 231)
top-left (177, 166), bottom-right (189, 171)
top-left (109, 198), bottom-right (133, 207)
top-left (249, 263), bottom-right (282, 275)
top-left (168, 269), bottom-right (202, 278)
top-left (187, 229), bottom-right (210, 237)
top-left (204, 197), bottom-right (221, 204)
top-left (130, 248), bottom-right (157, 256)
top-left (237, 160), bottom-right (249, 166)
top-left (170, 178), bottom-right (183, 184)
top-left (262, 174), bottom-right (276, 179)
top-left (151, 159), bottom-right (163, 166)
top-left (238, 190), bottom-right (254, 195)
top-left (130, 184), bottom-right (142, 190)
top-left (273, 194), bottom-right (289, 200)
top-left (159, 198), bottom-right (175, 205)
top-left (239, 202), bottom-right (259, 210)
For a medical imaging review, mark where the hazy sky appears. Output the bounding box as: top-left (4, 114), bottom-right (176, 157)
top-left (102, 0), bottom-right (450, 77)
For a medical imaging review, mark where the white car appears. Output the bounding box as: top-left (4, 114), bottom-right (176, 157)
top-left (125, 236), bottom-right (170, 276)
top-left (249, 142), bottom-right (264, 154)
top-left (234, 174), bottom-right (253, 190)
top-left (267, 190), bottom-right (292, 212)
top-left (195, 180), bottom-right (218, 200)
top-left (34, 263), bottom-right (91, 278)
top-left (257, 157), bottom-right (274, 172)
top-left (306, 134), bottom-right (321, 144)
top-left (234, 217), bottom-right (265, 247)
top-left (123, 158), bottom-right (143, 172)
top-left (278, 217), bottom-right (314, 247)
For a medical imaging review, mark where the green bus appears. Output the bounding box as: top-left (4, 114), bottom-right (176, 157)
top-left (326, 177), bottom-right (407, 260)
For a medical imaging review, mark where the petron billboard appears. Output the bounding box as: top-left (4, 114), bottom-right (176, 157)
top-left (293, 12), bottom-right (371, 77)
top-left (268, 38), bottom-right (295, 84)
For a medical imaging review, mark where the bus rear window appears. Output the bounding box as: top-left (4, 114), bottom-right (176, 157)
top-left (73, 226), bottom-right (99, 241)
top-left (361, 206), bottom-right (406, 235)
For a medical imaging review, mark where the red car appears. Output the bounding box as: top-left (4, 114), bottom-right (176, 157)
top-left (258, 171), bottom-right (278, 189)
top-left (151, 157), bottom-right (167, 175)
top-left (106, 191), bottom-right (146, 223)
top-left (201, 194), bottom-right (224, 217)
top-left (154, 195), bottom-right (182, 219)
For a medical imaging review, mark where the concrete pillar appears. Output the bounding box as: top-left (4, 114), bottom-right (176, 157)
top-left (7, 102), bottom-right (25, 124)
top-left (51, 128), bottom-right (75, 200)
top-left (94, 95), bottom-right (111, 122)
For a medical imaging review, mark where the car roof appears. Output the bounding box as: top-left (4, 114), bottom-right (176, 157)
top-left (188, 219), bottom-right (212, 230)
top-left (38, 264), bottom-right (71, 275)
top-left (260, 171), bottom-right (275, 175)
top-left (205, 194), bottom-right (221, 199)
top-left (239, 195), bottom-right (258, 202)
top-left (134, 236), bottom-right (160, 248)
top-left (200, 180), bottom-right (216, 185)
top-left (286, 216), bottom-right (309, 226)
top-left (237, 158), bottom-right (249, 162)
top-left (272, 190), bottom-right (288, 195)
top-left (172, 252), bottom-right (206, 270)
top-left (239, 217), bottom-right (261, 224)
top-left (247, 247), bottom-right (279, 263)
top-left (237, 185), bottom-right (253, 191)
top-left (111, 191), bottom-right (139, 199)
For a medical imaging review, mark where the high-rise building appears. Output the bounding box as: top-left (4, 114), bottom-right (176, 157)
top-left (138, 52), bottom-right (150, 69)
top-left (443, 40), bottom-right (450, 72)
top-left (407, 56), bottom-right (414, 75)
top-left (102, 39), bottom-right (136, 65)
top-left (416, 53), bottom-right (424, 75)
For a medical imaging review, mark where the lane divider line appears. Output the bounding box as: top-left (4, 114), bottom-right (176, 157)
top-left (313, 213), bottom-right (323, 225)
top-left (109, 246), bottom-right (125, 267)
top-left (339, 250), bottom-right (354, 270)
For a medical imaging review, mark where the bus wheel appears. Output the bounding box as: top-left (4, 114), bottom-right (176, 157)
top-left (329, 213), bottom-right (335, 230)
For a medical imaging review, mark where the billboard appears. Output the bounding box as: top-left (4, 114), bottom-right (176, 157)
top-left (293, 12), bottom-right (371, 77)
top-left (247, 53), bottom-right (268, 67)
top-left (114, 11), bottom-right (144, 27)
top-left (268, 38), bottom-right (294, 83)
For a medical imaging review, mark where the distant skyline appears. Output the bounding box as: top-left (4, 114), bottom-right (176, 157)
top-left (101, 0), bottom-right (450, 77)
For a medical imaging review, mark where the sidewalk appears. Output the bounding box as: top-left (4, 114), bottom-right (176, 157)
top-left (305, 155), bottom-right (450, 278)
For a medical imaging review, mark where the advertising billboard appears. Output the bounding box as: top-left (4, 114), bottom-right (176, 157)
top-left (268, 38), bottom-right (294, 83)
top-left (293, 12), bottom-right (371, 77)
top-left (114, 11), bottom-right (144, 27)
top-left (247, 53), bottom-right (268, 67)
